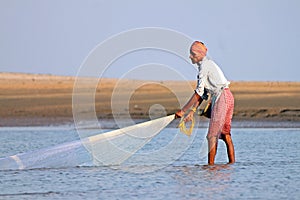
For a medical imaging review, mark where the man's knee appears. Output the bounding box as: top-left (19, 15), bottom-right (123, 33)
top-left (207, 136), bottom-right (218, 148)
top-left (207, 135), bottom-right (218, 141)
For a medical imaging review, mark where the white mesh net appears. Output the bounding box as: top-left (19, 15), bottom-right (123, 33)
top-left (84, 114), bottom-right (175, 166)
top-left (0, 115), bottom-right (175, 171)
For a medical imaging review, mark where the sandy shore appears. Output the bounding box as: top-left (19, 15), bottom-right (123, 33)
top-left (0, 72), bottom-right (299, 127)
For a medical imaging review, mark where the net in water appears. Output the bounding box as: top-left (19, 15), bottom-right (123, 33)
top-left (0, 115), bottom-right (175, 171)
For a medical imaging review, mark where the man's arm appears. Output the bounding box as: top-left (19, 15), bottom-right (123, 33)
top-left (175, 92), bottom-right (202, 118)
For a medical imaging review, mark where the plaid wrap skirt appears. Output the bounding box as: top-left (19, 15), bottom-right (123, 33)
top-left (207, 88), bottom-right (234, 139)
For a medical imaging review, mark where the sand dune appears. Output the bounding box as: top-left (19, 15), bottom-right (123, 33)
top-left (0, 72), bottom-right (299, 126)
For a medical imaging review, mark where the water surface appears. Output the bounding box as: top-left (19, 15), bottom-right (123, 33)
top-left (0, 126), bottom-right (299, 199)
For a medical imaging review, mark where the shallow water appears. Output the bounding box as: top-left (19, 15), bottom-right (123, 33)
top-left (0, 126), bottom-right (299, 199)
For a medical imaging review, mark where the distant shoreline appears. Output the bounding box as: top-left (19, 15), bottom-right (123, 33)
top-left (1, 116), bottom-right (300, 128)
top-left (0, 72), bottom-right (299, 127)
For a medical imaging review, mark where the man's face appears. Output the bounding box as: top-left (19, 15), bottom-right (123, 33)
top-left (189, 50), bottom-right (203, 64)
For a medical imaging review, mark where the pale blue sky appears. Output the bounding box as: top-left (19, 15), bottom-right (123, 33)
top-left (0, 0), bottom-right (299, 81)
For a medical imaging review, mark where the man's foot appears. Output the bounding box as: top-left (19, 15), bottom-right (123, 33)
top-left (221, 134), bottom-right (235, 164)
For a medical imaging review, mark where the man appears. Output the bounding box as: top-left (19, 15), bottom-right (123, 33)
top-left (175, 41), bottom-right (235, 165)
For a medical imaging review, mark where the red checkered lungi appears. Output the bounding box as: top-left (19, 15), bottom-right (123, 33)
top-left (207, 88), bottom-right (234, 138)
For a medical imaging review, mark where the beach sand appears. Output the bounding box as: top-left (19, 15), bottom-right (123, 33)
top-left (0, 72), bottom-right (299, 126)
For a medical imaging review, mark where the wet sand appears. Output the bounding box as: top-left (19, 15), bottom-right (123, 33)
top-left (0, 72), bottom-right (299, 126)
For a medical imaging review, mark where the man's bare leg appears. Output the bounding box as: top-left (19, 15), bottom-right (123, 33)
top-left (207, 136), bottom-right (218, 165)
top-left (222, 134), bottom-right (235, 164)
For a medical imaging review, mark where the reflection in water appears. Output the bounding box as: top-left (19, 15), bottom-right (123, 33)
top-left (171, 164), bottom-right (234, 199)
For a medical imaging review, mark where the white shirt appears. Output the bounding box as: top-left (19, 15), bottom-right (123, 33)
top-left (195, 56), bottom-right (230, 99)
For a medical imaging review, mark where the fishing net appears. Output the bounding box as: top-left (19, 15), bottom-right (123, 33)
top-left (0, 115), bottom-right (176, 171)
top-left (85, 114), bottom-right (175, 166)
top-left (0, 139), bottom-right (91, 170)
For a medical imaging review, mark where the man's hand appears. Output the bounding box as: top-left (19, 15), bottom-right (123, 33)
top-left (184, 111), bottom-right (194, 122)
top-left (175, 110), bottom-right (184, 119)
